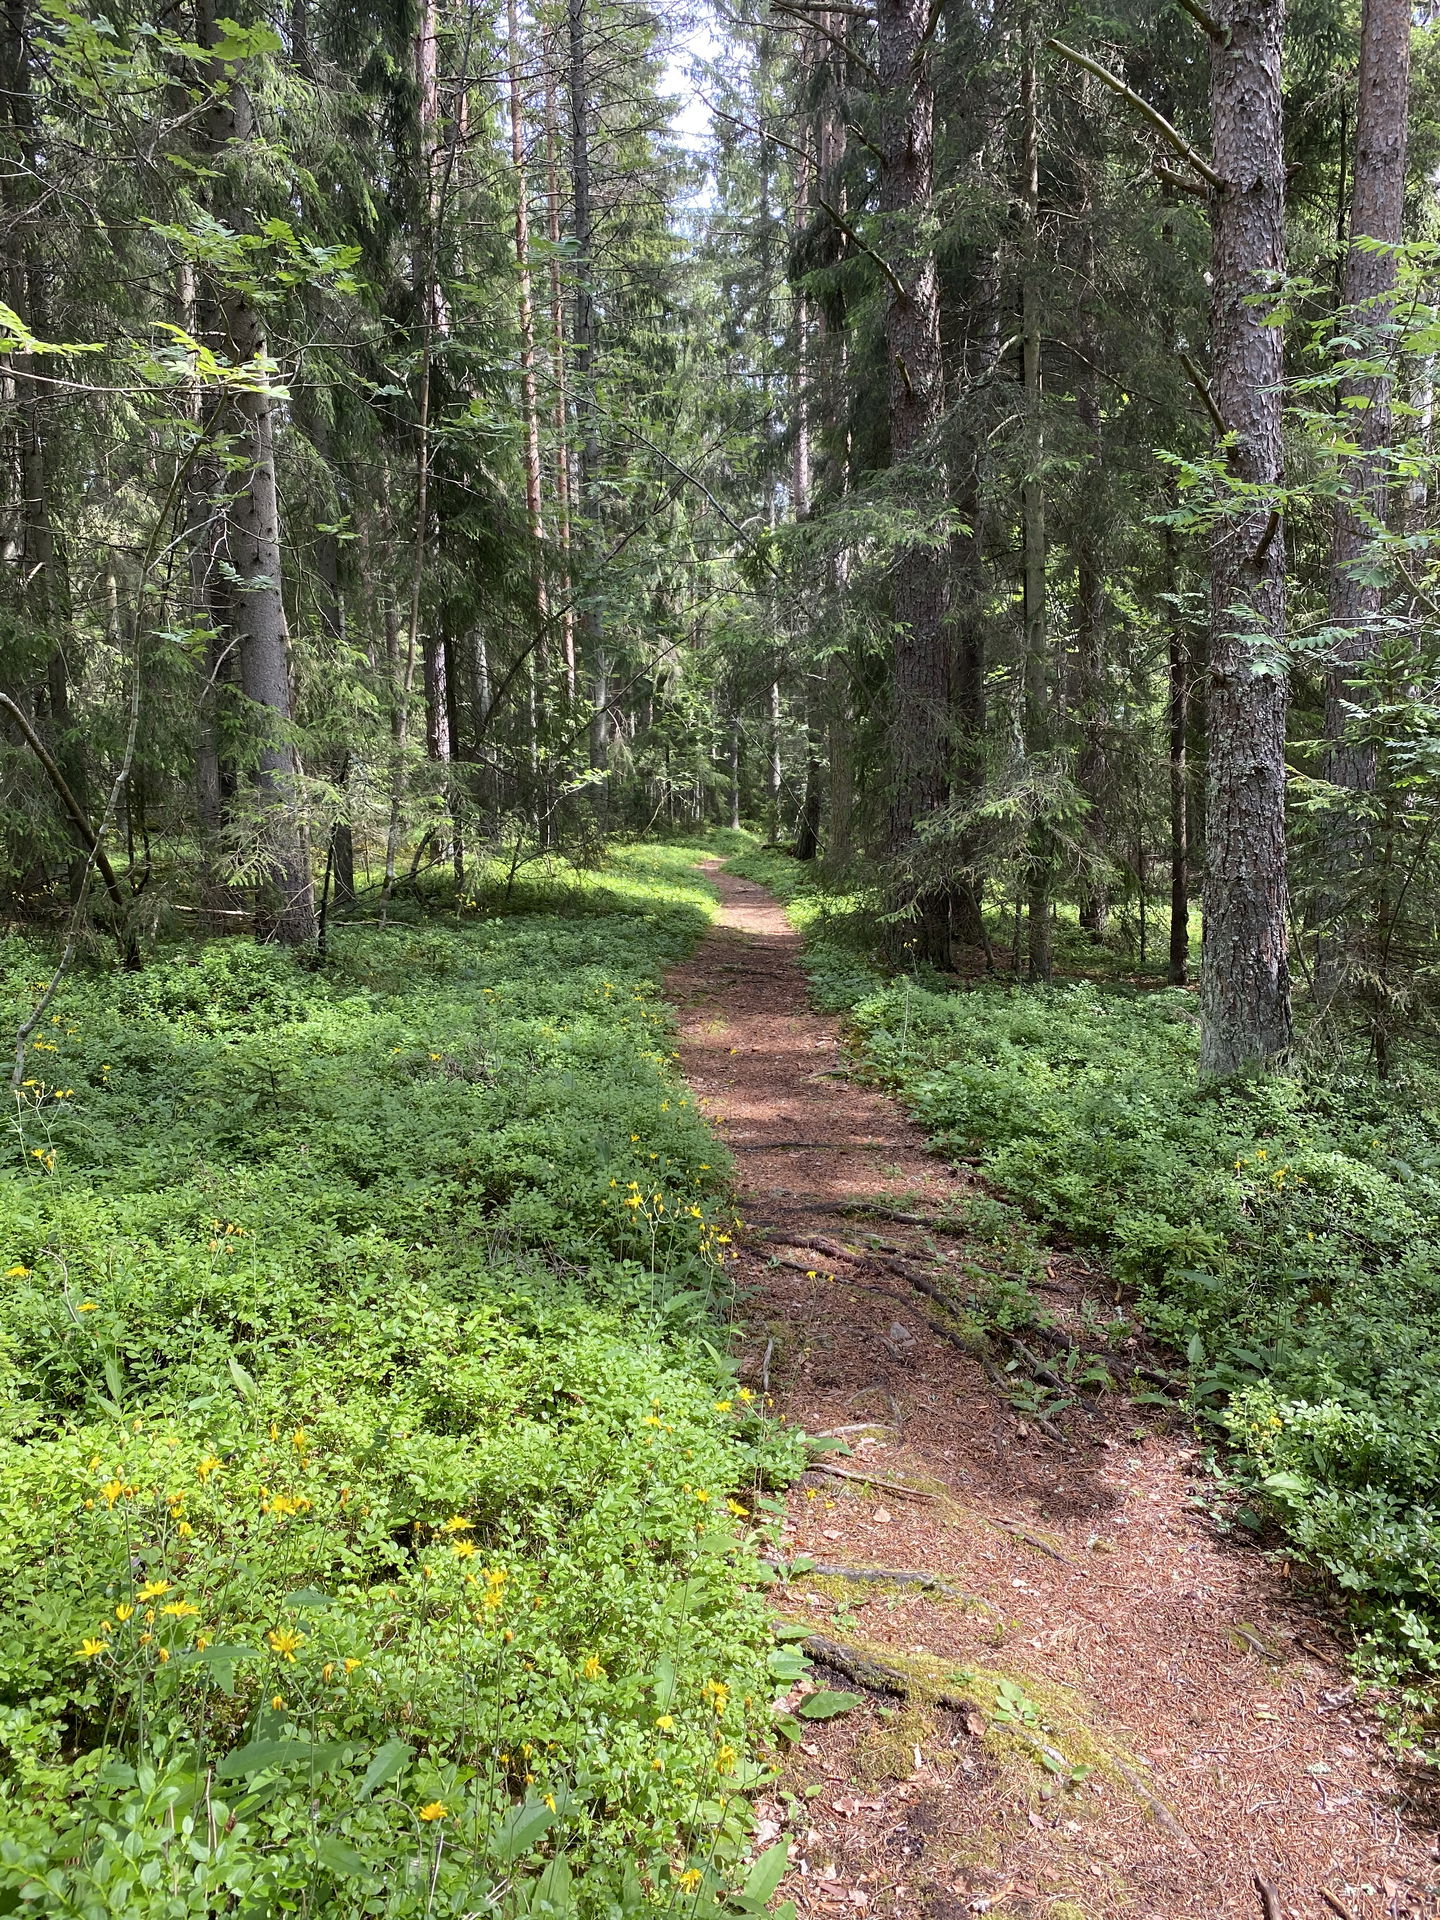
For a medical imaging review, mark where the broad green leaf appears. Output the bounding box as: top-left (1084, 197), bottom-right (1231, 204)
top-left (797, 1689), bottom-right (861, 1721)
top-left (356, 1738), bottom-right (412, 1802)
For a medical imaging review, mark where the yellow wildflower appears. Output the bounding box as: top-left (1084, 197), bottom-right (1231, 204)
top-left (440, 1515), bottom-right (473, 1532)
top-left (136, 1581), bottom-right (170, 1602)
top-left (114, 1604), bottom-right (134, 1622)
top-left (76, 1638), bottom-right (106, 1660)
top-left (267, 1627), bottom-right (305, 1662)
top-left (160, 1600), bottom-right (200, 1619)
top-left (196, 1455), bottom-right (221, 1480)
top-left (417, 1802), bottom-right (448, 1822)
top-left (581, 1656), bottom-right (604, 1679)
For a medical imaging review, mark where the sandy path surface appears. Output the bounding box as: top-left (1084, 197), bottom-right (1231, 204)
top-left (667, 860), bottom-right (1439, 1920)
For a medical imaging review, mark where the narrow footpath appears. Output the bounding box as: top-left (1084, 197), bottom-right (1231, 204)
top-left (667, 861), bottom-right (1439, 1920)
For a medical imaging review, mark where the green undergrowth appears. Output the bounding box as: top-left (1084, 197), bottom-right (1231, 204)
top-left (735, 848), bottom-right (1440, 1751)
top-left (0, 843), bottom-right (807, 1917)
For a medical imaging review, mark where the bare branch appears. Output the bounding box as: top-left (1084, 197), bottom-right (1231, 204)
top-left (1154, 161), bottom-right (1209, 199)
top-left (1176, 0), bottom-right (1227, 40)
top-left (1047, 38), bottom-right (1222, 189)
top-left (816, 195), bottom-right (906, 300)
top-left (1177, 347), bottom-right (1231, 439)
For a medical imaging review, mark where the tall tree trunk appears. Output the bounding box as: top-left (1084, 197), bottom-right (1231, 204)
top-left (568, 0), bottom-right (605, 783)
top-left (197, 1), bottom-right (315, 944)
top-left (1199, 0), bottom-right (1291, 1076)
top-left (1165, 528), bottom-right (1190, 986)
top-left (543, 45), bottom-right (577, 704)
top-left (946, 244), bottom-right (999, 953)
top-left (877, 0), bottom-right (947, 963)
top-left (1319, 0), bottom-right (1411, 979)
top-left (1020, 11), bottom-right (1051, 985)
top-left (508, 0), bottom-right (549, 657)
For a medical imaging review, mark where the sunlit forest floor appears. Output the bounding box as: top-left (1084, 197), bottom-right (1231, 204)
top-left (675, 860), bottom-right (1438, 1920)
top-left (4, 837), bottom-right (1440, 1915)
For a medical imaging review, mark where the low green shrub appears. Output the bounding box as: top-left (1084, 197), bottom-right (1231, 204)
top-left (0, 844), bottom-right (805, 1916)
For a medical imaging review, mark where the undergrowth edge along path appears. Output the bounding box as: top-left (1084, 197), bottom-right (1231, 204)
top-left (669, 860), bottom-right (1439, 1920)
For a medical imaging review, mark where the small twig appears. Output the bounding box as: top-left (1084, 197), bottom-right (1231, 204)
top-left (1251, 507), bottom-right (1282, 566)
top-left (1047, 39), bottom-right (1223, 188)
top-left (1253, 1876), bottom-right (1283, 1920)
top-left (993, 1520), bottom-right (1072, 1564)
top-left (762, 1337), bottom-right (775, 1395)
top-left (1321, 1891), bottom-right (1358, 1920)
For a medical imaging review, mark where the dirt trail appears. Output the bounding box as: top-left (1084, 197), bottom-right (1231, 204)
top-left (667, 861), bottom-right (1439, 1920)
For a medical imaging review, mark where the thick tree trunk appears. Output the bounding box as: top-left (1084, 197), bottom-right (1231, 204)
top-left (1199, 0), bottom-right (1291, 1076)
top-left (877, 0), bottom-right (948, 963)
top-left (1323, 0), bottom-right (1410, 786)
top-left (1318, 0), bottom-right (1411, 993)
top-left (1020, 13), bottom-right (1050, 984)
top-left (568, 0), bottom-right (606, 782)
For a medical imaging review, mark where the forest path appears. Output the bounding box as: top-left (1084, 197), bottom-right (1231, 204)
top-left (666, 860), bottom-right (1438, 1920)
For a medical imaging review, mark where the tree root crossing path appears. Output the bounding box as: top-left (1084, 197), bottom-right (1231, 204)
top-left (667, 861), bottom-right (1439, 1920)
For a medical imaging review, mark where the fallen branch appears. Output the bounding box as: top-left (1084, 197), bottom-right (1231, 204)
top-left (769, 1558), bottom-right (1004, 1619)
top-left (801, 1633), bottom-right (970, 1709)
top-left (1113, 1759), bottom-right (1198, 1849)
top-left (807, 1460), bottom-right (938, 1502)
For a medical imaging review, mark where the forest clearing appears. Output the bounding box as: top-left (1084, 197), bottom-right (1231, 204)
top-left (7, 0), bottom-right (1440, 1911)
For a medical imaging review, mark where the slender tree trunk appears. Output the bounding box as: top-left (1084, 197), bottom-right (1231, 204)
top-left (1072, 219), bottom-right (1108, 944)
top-left (1199, 0), bottom-right (1291, 1076)
top-left (543, 46), bottom-right (577, 704)
top-left (769, 679), bottom-right (783, 837)
top-left (1167, 605), bottom-right (1190, 986)
top-left (877, 0), bottom-right (948, 963)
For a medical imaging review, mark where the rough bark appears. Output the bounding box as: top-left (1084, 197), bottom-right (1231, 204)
top-left (1020, 12), bottom-right (1050, 984)
top-left (1317, 0), bottom-right (1411, 995)
top-left (1323, 0), bottom-right (1410, 788)
top-left (877, 0), bottom-right (948, 964)
top-left (568, 0), bottom-right (606, 781)
top-left (1199, 0), bottom-right (1291, 1076)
